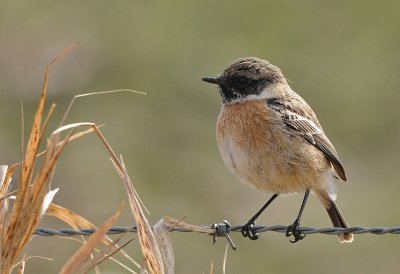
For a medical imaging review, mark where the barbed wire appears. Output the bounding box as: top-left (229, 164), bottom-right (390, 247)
top-left (34, 224), bottom-right (400, 236)
top-left (34, 223), bottom-right (400, 250)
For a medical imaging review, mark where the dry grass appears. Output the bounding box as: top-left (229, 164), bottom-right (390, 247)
top-left (59, 203), bottom-right (124, 274)
top-left (0, 43), bottom-right (80, 273)
top-left (0, 44), bottom-right (224, 274)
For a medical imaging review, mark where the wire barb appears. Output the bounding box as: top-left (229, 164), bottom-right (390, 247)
top-left (211, 220), bottom-right (237, 250)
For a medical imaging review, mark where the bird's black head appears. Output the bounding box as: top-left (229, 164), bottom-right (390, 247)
top-left (202, 57), bottom-right (286, 104)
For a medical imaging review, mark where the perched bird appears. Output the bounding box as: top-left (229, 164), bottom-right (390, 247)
top-left (202, 57), bottom-right (353, 243)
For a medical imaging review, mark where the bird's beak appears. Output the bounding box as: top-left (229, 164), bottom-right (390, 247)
top-left (201, 76), bottom-right (221, 85)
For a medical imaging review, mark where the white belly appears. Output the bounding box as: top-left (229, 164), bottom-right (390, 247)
top-left (217, 135), bottom-right (329, 194)
top-left (218, 136), bottom-right (251, 183)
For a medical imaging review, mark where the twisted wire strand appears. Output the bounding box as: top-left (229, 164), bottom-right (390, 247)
top-left (34, 224), bottom-right (400, 237)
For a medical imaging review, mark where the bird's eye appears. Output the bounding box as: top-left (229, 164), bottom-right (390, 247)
top-left (236, 77), bottom-right (251, 87)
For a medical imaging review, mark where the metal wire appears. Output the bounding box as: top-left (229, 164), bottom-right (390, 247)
top-left (34, 224), bottom-right (400, 236)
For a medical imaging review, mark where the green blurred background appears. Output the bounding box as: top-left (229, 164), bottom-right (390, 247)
top-left (1, 0), bottom-right (400, 273)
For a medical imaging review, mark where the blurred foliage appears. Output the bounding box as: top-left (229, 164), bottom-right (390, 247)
top-left (0, 0), bottom-right (399, 273)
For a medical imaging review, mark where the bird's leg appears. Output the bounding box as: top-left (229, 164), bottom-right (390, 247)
top-left (241, 193), bottom-right (279, 240)
top-left (286, 188), bottom-right (310, 243)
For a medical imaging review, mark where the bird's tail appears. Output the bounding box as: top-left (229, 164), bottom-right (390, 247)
top-left (316, 190), bottom-right (353, 243)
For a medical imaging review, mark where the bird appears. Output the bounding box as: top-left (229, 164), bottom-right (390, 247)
top-left (202, 57), bottom-right (353, 243)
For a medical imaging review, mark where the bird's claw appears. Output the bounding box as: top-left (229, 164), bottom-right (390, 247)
top-left (241, 221), bottom-right (260, 240)
top-left (286, 220), bottom-right (305, 243)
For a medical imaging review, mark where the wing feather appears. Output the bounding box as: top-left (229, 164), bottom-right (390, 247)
top-left (267, 95), bottom-right (347, 181)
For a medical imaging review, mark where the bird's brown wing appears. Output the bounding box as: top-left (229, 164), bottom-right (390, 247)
top-left (267, 95), bottom-right (347, 181)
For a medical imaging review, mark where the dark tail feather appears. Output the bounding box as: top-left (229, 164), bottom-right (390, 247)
top-left (326, 202), bottom-right (353, 243)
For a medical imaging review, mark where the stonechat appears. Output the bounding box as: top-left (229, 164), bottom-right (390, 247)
top-left (202, 57), bottom-right (353, 243)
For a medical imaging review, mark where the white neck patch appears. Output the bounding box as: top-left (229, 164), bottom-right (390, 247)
top-left (224, 87), bottom-right (275, 105)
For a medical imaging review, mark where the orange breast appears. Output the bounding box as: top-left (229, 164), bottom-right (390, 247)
top-left (216, 100), bottom-right (329, 194)
top-left (217, 100), bottom-right (275, 152)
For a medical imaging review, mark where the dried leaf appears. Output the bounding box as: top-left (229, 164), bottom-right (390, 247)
top-left (163, 216), bottom-right (213, 234)
top-left (153, 218), bottom-right (174, 274)
top-left (59, 202), bottom-right (124, 274)
top-left (46, 203), bottom-right (95, 230)
top-left (11, 256), bottom-right (53, 273)
top-left (40, 188), bottom-right (59, 216)
top-left (0, 166), bottom-right (8, 191)
top-left (0, 165), bottom-right (16, 200)
top-left (48, 41), bottom-right (80, 66)
top-left (17, 255), bottom-right (25, 274)
top-left (39, 103), bottom-right (56, 142)
top-left (0, 165), bottom-right (12, 219)
top-left (81, 234), bottom-right (134, 272)
top-left (0, 43), bottom-right (79, 273)
top-left (95, 125), bottom-right (148, 214)
top-left (11, 125), bottom-right (103, 168)
top-left (223, 245), bottom-right (228, 274)
top-left (112, 157), bottom-right (163, 274)
top-left (47, 202), bottom-right (142, 271)
top-left (60, 236), bottom-right (139, 274)
top-left (59, 89), bottom-right (145, 128)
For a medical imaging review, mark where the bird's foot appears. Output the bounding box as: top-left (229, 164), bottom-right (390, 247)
top-left (241, 221), bottom-right (260, 240)
top-left (286, 219), bottom-right (305, 243)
